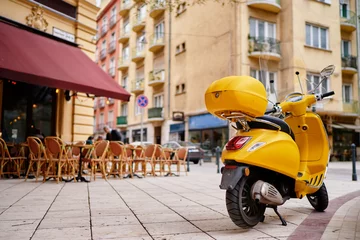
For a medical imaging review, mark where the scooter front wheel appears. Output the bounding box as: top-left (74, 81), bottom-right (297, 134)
top-left (226, 174), bottom-right (266, 228)
top-left (306, 183), bottom-right (329, 212)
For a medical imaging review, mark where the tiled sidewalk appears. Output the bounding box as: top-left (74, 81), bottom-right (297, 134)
top-left (0, 162), bottom-right (360, 240)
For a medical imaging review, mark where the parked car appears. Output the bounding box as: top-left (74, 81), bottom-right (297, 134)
top-left (129, 141), bottom-right (153, 147)
top-left (162, 141), bottom-right (204, 164)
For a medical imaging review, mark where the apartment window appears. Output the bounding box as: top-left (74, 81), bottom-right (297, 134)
top-left (154, 94), bottom-right (164, 108)
top-left (135, 102), bottom-right (142, 115)
top-left (176, 42), bottom-right (186, 54)
top-left (101, 64), bottom-right (106, 71)
top-left (181, 83), bottom-right (185, 92)
top-left (111, 32), bottom-right (116, 42)
top-left (121, 103), bottom-right (128, 116)
top-left (341, 40), bottom-right (351, 57)
top-left (123, 46), bottom-right (129, 60)
top-left (124, 20), bottom-right (130, 34)
top-left (137, 34), bottom-right (146, 52)
top-left (249, 18), bottom-right (276, 39)
top-left (108, 111), bottom-right (114, 127)
top-left (176, 2), bottom-right (186, 15)
top-left (102, 16), bottom-right (107, 25)
top-left (250, 69), bottom-right (276, 92)
top-left (176, 83), bottom-right (186, 94)
top-left (138, 5), bottom-right (146, 21)
top-left (102, 40), bottom-right (106, 50)
top-left (100, 113), bottom-right (104, 126)
top-left (111, 6), bottom-right (117, 18)
top-left (155, 22), bottom-right (164, 40)
top-left (306, 24), bottom-right (328, 49)
top-left (340, 2), bottom-right (349, 18)
top-left (122, 75), bottom-right (128, 89)
top-left (317, 0), bottom-right (331, 4)
top-left (342, 84), bottom-right (352, 103)
top-left (306, 73), bottom-right (328, 94)
top-left (109, 57), bottom-right (115, 76)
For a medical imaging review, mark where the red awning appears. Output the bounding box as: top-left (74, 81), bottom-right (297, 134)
top-left (0, 21), bottom-right (130, 101)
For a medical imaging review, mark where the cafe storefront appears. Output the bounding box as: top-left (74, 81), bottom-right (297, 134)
top-left (0, 1), bottom-right (130, 143)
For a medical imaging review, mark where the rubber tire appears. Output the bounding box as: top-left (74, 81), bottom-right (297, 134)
top-left (306, 183), bottom-right (329, 212)
top-left (226, 175), bottom-right (266, 228)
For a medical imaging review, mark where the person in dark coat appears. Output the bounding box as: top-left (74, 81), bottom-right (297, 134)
top-left (103, 126), bottom-right (122, 141)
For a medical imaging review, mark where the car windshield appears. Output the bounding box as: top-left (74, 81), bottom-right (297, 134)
top-left (178, 141), bottom-right (196, 147)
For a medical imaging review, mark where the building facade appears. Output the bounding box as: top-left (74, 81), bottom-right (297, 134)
top-left (94, 0), bottom-right (121, 138)
top-left (0, 0), bottom-right (129, 143)
top-left (95, 0), bottom-right (359, 159)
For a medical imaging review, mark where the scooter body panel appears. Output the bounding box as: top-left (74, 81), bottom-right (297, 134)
top-left (221, 129), bottom-right (300, 179)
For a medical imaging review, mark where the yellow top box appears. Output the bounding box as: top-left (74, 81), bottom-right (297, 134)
top-left (205, 76), bottom-right (268, 119)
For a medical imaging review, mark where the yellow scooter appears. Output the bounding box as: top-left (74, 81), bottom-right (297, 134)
top-left (204, 65), bottom-right (335, 228)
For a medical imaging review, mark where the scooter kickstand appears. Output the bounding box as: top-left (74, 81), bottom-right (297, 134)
top-left (269, 205), bottom-right (287, 226)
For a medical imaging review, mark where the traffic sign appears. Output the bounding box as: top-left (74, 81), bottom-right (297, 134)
top-left (136, 95), bottom-right (148, 108)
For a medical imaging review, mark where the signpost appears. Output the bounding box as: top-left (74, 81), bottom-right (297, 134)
top-left (136, 95), bottom-right (148, 145)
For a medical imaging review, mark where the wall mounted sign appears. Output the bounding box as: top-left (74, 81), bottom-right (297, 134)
top-left (52, 27), bottom-right (75, 43)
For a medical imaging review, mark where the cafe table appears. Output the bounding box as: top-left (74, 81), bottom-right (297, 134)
top-left (66, 143), bottom-right (93, 182)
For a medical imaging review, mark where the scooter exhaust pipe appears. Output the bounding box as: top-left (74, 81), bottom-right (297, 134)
top-left (251, 180), bottom-right (284, 205)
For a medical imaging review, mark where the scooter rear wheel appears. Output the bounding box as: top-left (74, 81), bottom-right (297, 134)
top-left (306, 183), bottom-right (329, 212)
top-left (226, 174), bottom-right (266, 228)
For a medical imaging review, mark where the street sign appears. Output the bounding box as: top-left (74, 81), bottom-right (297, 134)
top-left (136, 95), bottom-right (148, 108)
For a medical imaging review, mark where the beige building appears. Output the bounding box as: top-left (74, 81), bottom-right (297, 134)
top-left (0, 0), bottom-right (129, 143)
top-left (116, 0), bottom-right (359, 159)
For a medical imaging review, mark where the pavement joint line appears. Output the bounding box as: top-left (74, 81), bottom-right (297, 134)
top-left (0, 181), bottom-right (45, 215)
top-left (29, 182), bottom-right (66, 240)
top-left (125, 179), bottom-right (218, 240)
top-left (87, 182), bottom-right (93, 240)
top-left (105, 180), bottom-right (155, 240)
top-left (288, 189), bottom-right (360, 240)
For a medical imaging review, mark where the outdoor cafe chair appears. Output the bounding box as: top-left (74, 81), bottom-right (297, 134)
top-left (171, 147), bottom-right (188, 176)
top-left (153, 145), bottom-right (167, 176)
top-left (0, 138), bottom-right (24, 178)
top-left (132, 145), bottom-right (146, 176)
top-left (44, 136), bottom-right (77, 183)
top-left (142, 144), bottom-right (157, 177)
top-left (90, 140), bottom-right (109, 181)
top-left (108, 141), bottom-right (132, 179)
top-left (25, 137), bottom-right (49, 182)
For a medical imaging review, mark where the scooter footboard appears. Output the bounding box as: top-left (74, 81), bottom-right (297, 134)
top-left (219, 166), bottom-right (248, 190)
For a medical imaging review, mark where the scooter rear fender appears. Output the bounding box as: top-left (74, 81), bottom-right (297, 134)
top-left (222, 129), bottom-right (300, 179)
top-left (219, 166), bottom-right (248, 190)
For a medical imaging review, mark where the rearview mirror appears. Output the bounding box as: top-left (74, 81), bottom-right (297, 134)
top-left (320, 65), bottom-right (335, 77)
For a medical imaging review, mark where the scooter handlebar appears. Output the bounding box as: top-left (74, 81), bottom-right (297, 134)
top-left (321, 91), bottom-right (335, 99)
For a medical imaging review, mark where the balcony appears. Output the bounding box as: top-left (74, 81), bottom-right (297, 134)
top-left (93, 99), bottom-right (98, 109)
top-left (148, 69), bottom-right (165, 87)
top-left (248, 37), bottom-right (281, 61)
top-left (117, 116), bottom-right (128, 127)
top-left (247, 0), bottom-right (281, 13)
top-left (118, 31), bottom-right (130, 44)
top-left (149, 33), bottom-right (165, 53)
top-left (340, 10), bottom-right (357, 32)
top-left (95, 53), bottom-right (99, 63)
top-left (118, 57), bottom-right (130, 71)
top-left (109, 15), bottom-right (116, 29)
top-left (100, 49), bottom-right (107, 60)
top-left (96, 123), bottom-right (105, 133)
top-left (108, 67), bottom-right (115, 77)
top-left (343, 101), bottom-right (359, 115)
top-left (132, 15), bottom-right (146, 32)
top-left (131, 78), bottom-right (145, 93)
top-left (342, 56), bottom-right (357, 74)
top-left (108, 40), bottom-right (116, 53)
top-left (101, 24), bottom-right (108, 37)
top-left (149, 0), bottom-right (166, 18)
top-left (132, 46), bottom-right (146, 63)
top-left (119, 2), bottom-right (132, 17)
top-left (148, 107), bottom-right (164, 122)
top-left (99, 98), bottom-right (106, 108)
top-left (107, 98), bottom-right (115, 105)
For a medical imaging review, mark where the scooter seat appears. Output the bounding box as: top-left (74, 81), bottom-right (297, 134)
top-left (248, 115), bottom-right (295, 140)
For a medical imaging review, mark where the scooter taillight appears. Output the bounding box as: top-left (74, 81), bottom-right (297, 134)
top-left (226, 136), bottom-right (251, 150)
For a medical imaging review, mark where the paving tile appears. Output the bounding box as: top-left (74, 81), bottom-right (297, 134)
top-left (153, 232), bottom-right (213, 240)
top-left (191, 218), bottom-right (240, 232)
top-left (92, 224), bottom-right (149, 239)
top-left (0, 219), bottom-right (40, 231)
top-left (91, 214), bottom-right (139, 226)
top-left (137, 213), bottom-right (185, 223)
top-left (46, 209), bottom-right (90, 219)
top-left (91, 208), bottom-right (133, 217)
top-left (38, 217), bottom-right (89, 229)
top-left (207, 229), bottom-right (269, 240)
top-left (32, 227), bottom-right (91, 240)
top-left (144, 221), bottom-right (201, 235)
top-left (0, 230), bottom-right (34, 240)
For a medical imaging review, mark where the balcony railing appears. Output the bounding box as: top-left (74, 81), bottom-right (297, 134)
top-left (96, 123), bottom-right (105, 133)
top-left (109, 15), bottom-right (116, 29)
top-left (148, 107), bottom-right (163, 119)
top-left (108, 67), bottom-right (115, 77)
top-left (99, 98), bottom-right (106, 108)
top-left (119, 1), bottom-right (132, 17)
top-left (131, 78), bottom-right (145, 92)
top-left (149, 69), bottom-right (165, 86)
top-left (106, 121), bottom-right (115, 129)
top-left (340, 10), bottom-right (357, 32)
top-left (117, 116), bottom-right (128, 125)
top-left (247, 0), bottom-right (281, 13)
top-left (343, 101), bottom-right (359, 114)
top-left (149, 33), bottom-right (165, 52)
top-left (107, 98), bottom-right (115, 105)
top-left (119, 30), bottom-right (130, 43)
top-left (101, 24), bottom-right (108, 36)
top-left (108, 40), bottom-right (116, 53)
top-left (100, 49), bottom-right (107, 60)
top-left (132, 15), bottom-right (146, 32)
top-left (248, 36), bottom-right (281, 61)
top-left (149, 0), bottom-right (166, 18)
top-left (342, 56), bottom-right (357, 70)
top-left (93, 99), bottom-right (98, 109)
top-left (132, 45), bottom-right (146, 62)
top-left (118, 57), bottom-right (130, 70)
